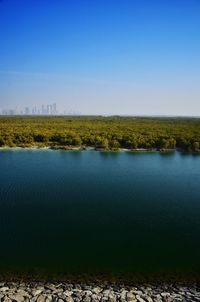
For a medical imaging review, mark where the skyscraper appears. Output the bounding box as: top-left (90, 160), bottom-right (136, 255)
top-left (47, 105), bottom-right (50, 115)
top-left (41, 105), bottom-right (45, 115)
top-left (53, 103), bottom-right (57, 115)
top-left (25, 107), bottom-right (29, 115)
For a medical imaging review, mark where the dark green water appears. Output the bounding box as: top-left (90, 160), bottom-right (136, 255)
top-left (0, 150), bottom-right (200, 281)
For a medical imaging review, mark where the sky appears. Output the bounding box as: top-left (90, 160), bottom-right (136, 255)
top-left (0, 0), bottom-right (200, 115)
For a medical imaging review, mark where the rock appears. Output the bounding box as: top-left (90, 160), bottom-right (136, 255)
top-left (91, 297), bottom-right (100, 302)
top-left (161, 292), bottom-right (170, 297)
top-left (82, 286), bottom-right (91, 291)
top-left (65, 297), bottom-right (74, 302)
top-left (0, 281), bottom-right (198, 302)
top-left (162, 297), bottom-right (173, 302)
top-left (126, 292), bottom-right (136, 302)
top-left (45, 296), bottom-right (53, 302)
top-left (144, 297), bottom-right (154, 302)
top-left (8, 293), bottom-right (25, 302)
top-left (132, 290), bottom-right (143, 296)
top-left (135, 295), bottom-right (146, 302)
top-left (57, 295), bottom-right (65, 300)
top-left (0, 287), bottom-right (9, 292)
top-left (63, 291), bottom-right (73, 296)
top-left (52, 289), bottom-right (63, 295)
top-left (17, 289), bottom-right (31, 298)
top-left (82, 296), bottom-right (91, 302)
top-left (37, 295), bottom-right (46, 302)
top-left (91, 294), bottom-right (100, 302)
top-left (45, 285), bottom-right (57, 292)
top-left (3, 297), bottom-right (12, 302)
top-left (120, 290), bottom-right (127, 300)
top-left (102, 290), bottom-right (111, 297)
top-left (73, 293), bottom-right (82, 301)
top-left (108, 295), bottom-right (116, 302)
top-left (56, 284), bottom-right (63, 289)
top-left (33, 290), bottom-right (43, 296)
top-left (83, 291), bottom-right (93, 296)
top-left (152, 295), bottom-right (163, 302)
top-left (92, 288), bottom-right (102, 295)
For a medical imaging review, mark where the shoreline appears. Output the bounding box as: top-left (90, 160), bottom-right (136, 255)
top-left (0, 146), bottom-right (198, 154)
top-left (0, 280), bottom-right (199, 302)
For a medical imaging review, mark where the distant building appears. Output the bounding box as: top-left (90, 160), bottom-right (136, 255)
top-left (53, 103), bottom-right (57, 114)
top-left (41, 105), bottom-right (45, 115)
top-left (0, 103), bottom-right (59, 115)
top-left (9, 110), bottom-right (16, 115)
top-left (2, 110), bottom-right (8, 115)
top-left (47, 105), bottom-right (50, 114)
top-left (25, 107), bottom-right (29, 115)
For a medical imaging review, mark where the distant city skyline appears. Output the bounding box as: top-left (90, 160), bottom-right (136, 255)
top-left (0, 102), bottom-right (82, 116)
top-left (0, 1), bottom-right (200, 116)
top-left (0, 103), bottom-right (56, 115)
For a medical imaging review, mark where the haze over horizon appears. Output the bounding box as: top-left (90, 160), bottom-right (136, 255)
top-left (0, 0), bottom-right (200, 116)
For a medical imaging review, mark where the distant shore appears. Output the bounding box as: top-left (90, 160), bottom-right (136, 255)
top-left (1, 116), bottom-right (200, 153)
top-left (0, 145), bottom-right (156, 152)
top-left (0, 145), bottom-right (200, 154)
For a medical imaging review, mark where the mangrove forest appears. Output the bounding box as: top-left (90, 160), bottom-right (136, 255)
top-left (0, 116), bottom-right (200, 152)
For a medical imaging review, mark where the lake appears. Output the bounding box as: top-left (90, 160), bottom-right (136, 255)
top-left (0, 149), bottom-right (200, 281)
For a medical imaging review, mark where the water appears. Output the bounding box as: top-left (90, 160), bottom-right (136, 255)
top-left (0, 149), bottom-right (200, 281)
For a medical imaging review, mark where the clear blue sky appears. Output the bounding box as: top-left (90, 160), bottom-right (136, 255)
top-left (0, 0), bottom-right (200, 115)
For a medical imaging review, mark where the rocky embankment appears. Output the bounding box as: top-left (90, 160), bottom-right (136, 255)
top-left (0, 282), bottom-right (199, 302)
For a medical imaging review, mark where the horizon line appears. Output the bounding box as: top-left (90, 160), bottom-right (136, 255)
top-left (0, 114), bottom-right (200, 118)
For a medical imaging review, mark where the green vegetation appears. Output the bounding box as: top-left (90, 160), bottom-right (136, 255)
top-left (0, 116), bottom-right (200, 152)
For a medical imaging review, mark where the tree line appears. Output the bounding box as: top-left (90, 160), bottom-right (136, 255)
top-left (0, 116), bottom-right (200, 152)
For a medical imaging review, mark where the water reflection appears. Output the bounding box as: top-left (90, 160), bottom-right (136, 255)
top-left (0, 149), bottom-right (200, 280)
top-left (99, 151), bottom-right (120, 159)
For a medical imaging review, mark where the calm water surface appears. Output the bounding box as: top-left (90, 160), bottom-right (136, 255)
top-left (0, 150), bottom-right (200, 280)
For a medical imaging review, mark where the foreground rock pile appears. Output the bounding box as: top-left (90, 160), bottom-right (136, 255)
top-left (0, 281), bottom-right (199, 302)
